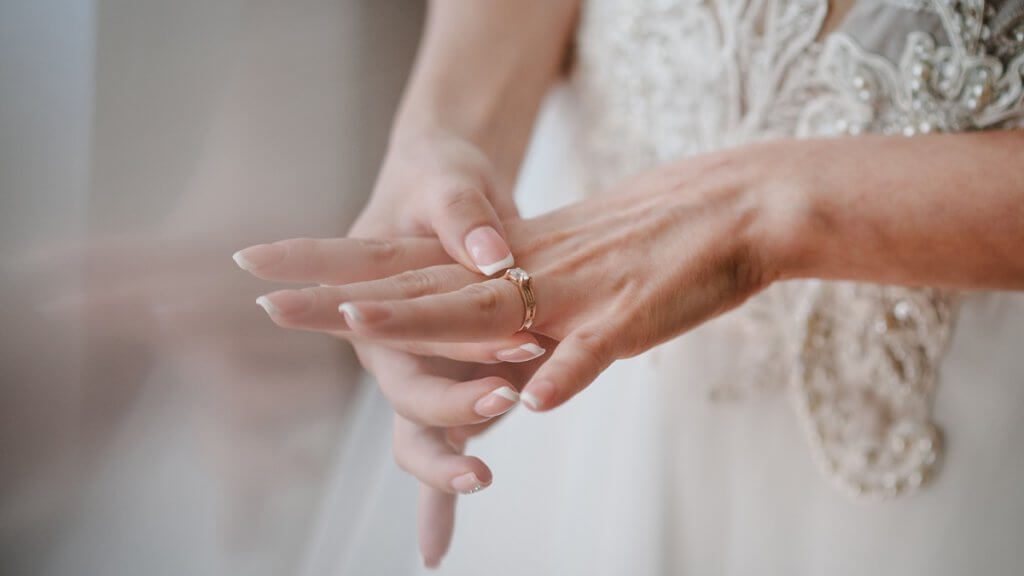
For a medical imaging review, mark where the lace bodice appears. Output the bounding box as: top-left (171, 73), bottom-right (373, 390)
top-left (571, 0), bottom-right (1024, 498)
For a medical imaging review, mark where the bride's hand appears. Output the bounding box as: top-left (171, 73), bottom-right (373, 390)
top-left (236, 132), bottom-right (540, 567)
top-left (255, 143), bottom-right (799, 411)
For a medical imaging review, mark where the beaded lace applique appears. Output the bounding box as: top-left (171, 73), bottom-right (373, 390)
top-left (790, 0), bottom-right (1022, 497)
top-left (573, 0), bottom-right (1024, 498)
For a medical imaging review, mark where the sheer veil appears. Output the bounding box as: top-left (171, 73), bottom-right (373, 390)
top-left (1, 2), bottom-right (424, 574)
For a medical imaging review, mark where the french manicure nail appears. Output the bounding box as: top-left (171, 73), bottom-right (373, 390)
top-left (474, 386), bottom-right (520, 417)
top-left (338, 302), bottom-right (362, 323)
top-left (464, 226), bottom-right (514, 276)
top-left (495, 343), bottom-right (546, 363)
top-left (521, 391), bottom-right (542, 411)
top-left (450, 472), bottom-right (490, 495)
top-left (339, 302), bottom-right (391, 324)
top-left (256, 296), bottom-right (279, 316)
top-left (233, 244), bottom-right (285, 271)
top-left (256, 290), bottom-right (313, 316)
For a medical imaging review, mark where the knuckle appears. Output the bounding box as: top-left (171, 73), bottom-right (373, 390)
top-left (438, 186), bottom-right (485, 214)
top-left (463, 283), bottom-right (502, 315)
top-left (570, 325), bottom-right (615, 366)
top-left (437, 386), bottom-right (475, 426)
top-left (400, 340), bottom-right (429, 356)
top-left (355, 237), bottom-right (401, 264)
top-left (392, 269), bottom-right (436, 297)
top-left (724, 246), bottom-right (768, 299)
top-left (389, 398), bottom-right (425, 428)
top-left (391, 437), bottom-right (412, 473)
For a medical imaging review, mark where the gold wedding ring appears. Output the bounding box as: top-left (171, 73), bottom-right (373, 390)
top-left (501, 267), bottom-right (536, 332)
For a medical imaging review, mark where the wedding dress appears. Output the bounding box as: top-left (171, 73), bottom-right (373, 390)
top-left (421, 0), bottom-right (1024, 574)
top-left (12, 2), bottom-right (1020, 575)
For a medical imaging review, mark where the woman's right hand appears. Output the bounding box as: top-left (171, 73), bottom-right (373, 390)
top-left (239, 0), bottom-right (580, 563)
top-left (353, 131), bottom-right (519, 276)
top-left (235, 132), bottom-right (537, 568)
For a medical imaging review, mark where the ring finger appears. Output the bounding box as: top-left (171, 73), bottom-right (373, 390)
top-left (341, 276), bottom-right (551, 342)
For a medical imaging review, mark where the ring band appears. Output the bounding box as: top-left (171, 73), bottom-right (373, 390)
top-left (501, 267), bottom-right (536, 332)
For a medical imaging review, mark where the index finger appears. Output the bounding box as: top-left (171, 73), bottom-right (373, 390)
top-left (232, 237), bottom-right (450, 285)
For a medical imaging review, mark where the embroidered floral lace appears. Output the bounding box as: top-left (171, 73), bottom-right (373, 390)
top-left (571, 0), bottom-right (1024, 498)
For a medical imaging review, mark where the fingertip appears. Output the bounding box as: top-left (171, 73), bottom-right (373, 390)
top-left (473, 385), bottom-right (520, 417)
top-left (255, 295), bottom-right (279, 316)
top-left (256, 289), bottom-right (313, 318)
top-left (457, 455), bottom-right (493, 488)
top-left (418, 486), bottom-right (455, 569)
top-left (232, 250), bottom-right (250, 270)
top-left (450, 471), bottom-right (491, 495)
top-left (232, 243), bottom-right (285, 272)
top-left (521, 379), bottom-right (557, 412)
top-left (495, 342), bottom-right (546, 363)
top-left (339, 301), bottom-right (390, 328)
top-left (464, 226), bottom-right (514, 276)
top-left (338, 302), bottom-right (360, 323)
top-left (476, 253), bottom-right (515, 277)
top-left (449, 453), bottom-right (493, 494)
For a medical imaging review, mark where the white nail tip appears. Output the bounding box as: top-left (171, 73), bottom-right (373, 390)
top-left (232, 251), bottom-right (254, 270)
top-left (338, 302), bottom-right (362, 322)
top-left (255, 296), bottom-right (278, 316)
top-left (521, 391), bottom-right (541, 410)
top-left (476, 254), bottom-right (515, 277)
top-left (492, 386), bottom-right (520, 402)
top-left (519, 343), bottom-right (545, 357)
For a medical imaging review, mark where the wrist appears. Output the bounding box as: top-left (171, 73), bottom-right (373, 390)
top-left (385, 125), bottom-right (518, 200)
top-left (390, 95), bottom-right (498, 162)
top-left (389, 95), bottom-right (532, 190)
top-left (729, 140), bottom-right (823, 286)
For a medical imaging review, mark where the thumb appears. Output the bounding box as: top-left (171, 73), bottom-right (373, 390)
top-left (520, 324), bottom-right (618, 412)
top-left (428, 185), bottom-right (514, 276)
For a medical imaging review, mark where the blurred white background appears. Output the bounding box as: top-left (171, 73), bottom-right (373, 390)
top-left (0, 1), bottom-right (427, 574)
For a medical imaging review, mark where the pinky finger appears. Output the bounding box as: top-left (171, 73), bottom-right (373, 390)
top-left (520, 324), bottom-right (619, 412)
top-left (393, 417), bottom-right (492, 495)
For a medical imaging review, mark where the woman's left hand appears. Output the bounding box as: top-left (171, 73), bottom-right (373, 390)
top-left (251, 142), bottom-right (800, 412)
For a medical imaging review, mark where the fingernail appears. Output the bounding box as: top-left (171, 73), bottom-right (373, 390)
top-left (256, 290), bottom-right (313, 317)
top-left (522, 379), bottom-right (556, 411)
top-left (521, 391), bottom-right (542, 411)
top-left (423, 556), bottom-right (441, 570)
top-left (450, 472), bottom-right (490, 495)
top-left (256, 296), bottom-right (279, 316)
top-left (339, 302), bottom-right (390, 324)
top-left (474, 386), bottom-right (520, 417)
top-left (464, 226), bottom-right (514, 276)
top-left (233, 244), bottom-right (285, 271)
top-left (495, 343), bottom-right (546, 363)
top-left (338, 302), bottom-right (361, 323)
